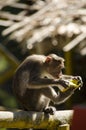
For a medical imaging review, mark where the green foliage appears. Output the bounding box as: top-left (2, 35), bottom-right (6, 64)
top-left (0, 128), bottom-right (6, 130)
top-left (0, 88), bottom-right (17, 108)
top-left (0, 56), bottom-right (10, 74)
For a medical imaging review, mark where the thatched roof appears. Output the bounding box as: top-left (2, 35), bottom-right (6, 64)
top-left (0, 0), bottom-right (86, 55)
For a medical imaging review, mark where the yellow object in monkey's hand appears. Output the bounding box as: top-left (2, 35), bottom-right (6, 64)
top-left (58, 76), bottom-right (83, 92)
top-left (70, 78), bottom-right (81, 88)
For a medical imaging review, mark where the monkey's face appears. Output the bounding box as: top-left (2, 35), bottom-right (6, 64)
top-left (49, 61), bottom-right (64, 78)
top-left (45, 55), bottom-right (65, 78)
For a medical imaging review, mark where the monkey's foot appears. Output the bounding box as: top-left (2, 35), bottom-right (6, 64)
top-left (43, 106), bottom-right (56, 115)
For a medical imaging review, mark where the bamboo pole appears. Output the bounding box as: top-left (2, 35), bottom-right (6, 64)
top-left (0, 110), bottom-right (73, 129)
top-left (58, 124), bottom-right (70, 130)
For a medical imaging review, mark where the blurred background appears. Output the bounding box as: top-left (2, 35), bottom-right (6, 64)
top-left (0, 0), bottom-right (86, 129)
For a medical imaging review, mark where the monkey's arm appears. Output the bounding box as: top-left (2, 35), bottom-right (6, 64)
top-left (42, 86), bottom-right (75, 105)
top-left (54, 88), bottom-right (75, 104)
top-left (28, 76), bottom-right (68, 89)
top-left (60, 75), bottom-right (73, 79)
top-left (60, 75), bottom-right (82, 82)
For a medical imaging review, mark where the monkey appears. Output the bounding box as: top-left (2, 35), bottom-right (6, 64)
top-left (12, 54), bottom-right (82, 115)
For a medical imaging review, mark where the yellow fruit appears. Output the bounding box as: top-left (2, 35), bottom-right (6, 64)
top-left (60, 78), bottom-right (81, 92)
top-left (70, 79), bottom-right (80, 88)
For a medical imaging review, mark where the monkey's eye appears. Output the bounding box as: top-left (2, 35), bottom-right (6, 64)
top-left (57, 60), bottom-right (62, 64)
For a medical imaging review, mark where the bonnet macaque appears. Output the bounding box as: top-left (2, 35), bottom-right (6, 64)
top-left (13, 54), bottom-right (82, 114)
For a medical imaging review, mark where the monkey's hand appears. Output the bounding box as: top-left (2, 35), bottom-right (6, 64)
top-left (58, 79), bottom-right (69, 88)
top-left (57, 76), bottom-right (83, 92)
top-left (54, 79), bottom-right (70, 92)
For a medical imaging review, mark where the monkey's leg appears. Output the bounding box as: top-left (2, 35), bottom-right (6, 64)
top-left (41, 87), bottom-right (57, 115)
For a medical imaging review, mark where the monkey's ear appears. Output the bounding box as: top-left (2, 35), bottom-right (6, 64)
top-left (45, 56), bottom-right (52, 63)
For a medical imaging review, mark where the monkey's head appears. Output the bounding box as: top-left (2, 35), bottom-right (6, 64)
top-left (44, 54), bottom-right (65, 78)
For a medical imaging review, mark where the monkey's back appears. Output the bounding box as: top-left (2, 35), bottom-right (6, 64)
top-left (12, 54), bottom-right (49, 111)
